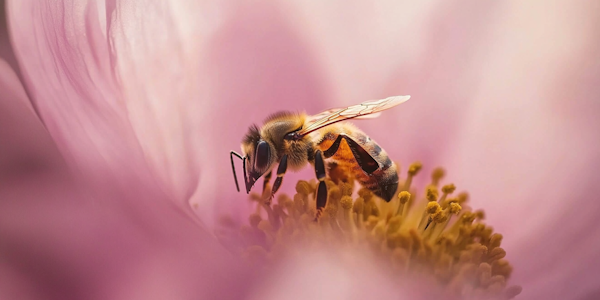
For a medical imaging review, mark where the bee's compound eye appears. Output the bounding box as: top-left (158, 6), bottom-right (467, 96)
top-left (284, 132), bottom-right (300, 141)
top-left (254, 140), bottom-right (270, 170)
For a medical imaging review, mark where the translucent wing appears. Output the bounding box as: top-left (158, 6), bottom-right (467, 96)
top-left (299, 95), bottom-right (410, 136)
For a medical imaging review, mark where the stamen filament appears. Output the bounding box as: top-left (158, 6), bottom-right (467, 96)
top-left (219, 162), bottom-right (521, 299)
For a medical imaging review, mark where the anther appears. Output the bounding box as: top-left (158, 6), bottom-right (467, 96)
top-left (420, 202), bottom-right (441, 231)
top-left (396, 191), bottom-right (411, 215)
top-left (431, 167), bottom-right (445, 185)
top-left (449, 202), bottom-right (462, 214)
top-left (403, 161), bottom-right (423, 191)
top-left (353, 197), bottom-right (365, 215)
top-left (433, 211), bottom-right (447, 223)
top-left (487, 247), bottom-right (507, 263)
top-left (426, 202), bottom-right (441, 214)
top-left (293, 194), bottom-right (306, 214)
top-left (398, 191), bottom-right (411, 204)
top-left (340, 196), bottom-right (353, 210)
top-left (340, 182), bottom-right (354, 196)
top-left (408, 162), bottom-right (423, 176)
top-left (295, 180), bottom-right (312, 195)
top-left (367, 201), bottom-right (380, 217)
top-left (457, 192), bottom-right (469, 204)
top-left (437, 183), bottom-right (455, 204)
top-left (426, 186), bottom-right (439, 202)
top-left (358, 188), bottom-right (374, 202)
top-left (441, 184), bottom-right (456, 194)
top-left (489, 234), bottom-right (503, 249)
top-left (461, 212), bottom-right (476, 224)
top-left (475, 210), bottom-right (486, 220)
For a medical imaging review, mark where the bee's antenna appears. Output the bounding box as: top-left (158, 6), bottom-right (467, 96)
top-left (230, 151), bottom-right (244, 192)
top-left (243, 156), bottom-right (250, 194)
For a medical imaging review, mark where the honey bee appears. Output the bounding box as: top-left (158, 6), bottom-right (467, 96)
top-left (230, 95), bottom-right (411, 213)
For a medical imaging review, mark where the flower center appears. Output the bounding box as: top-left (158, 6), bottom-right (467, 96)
top-left (217, 162), bottom-right (522, 299)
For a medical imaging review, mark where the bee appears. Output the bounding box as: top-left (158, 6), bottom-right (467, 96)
top-left (230, 95), bottom-right (410, 213)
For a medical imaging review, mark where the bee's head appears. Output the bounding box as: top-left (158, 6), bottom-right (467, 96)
top-left (241, 125), bottom-right (275, 193)
top-left (237, 113), bottom-right (305, 194)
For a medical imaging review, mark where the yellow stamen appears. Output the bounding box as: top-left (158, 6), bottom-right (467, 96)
top-left (396, 191), bottom-right (411, 216)
top-left (218, 162), bottom-right (521, 299)
top-left (295, 180), bottom-right (312, 195)
top-left (403, 161), bottom-right (422, 191)
top-left (431, 167), bottom-right (445, 186)
top-left (426, 186), bottom-right (439, 202)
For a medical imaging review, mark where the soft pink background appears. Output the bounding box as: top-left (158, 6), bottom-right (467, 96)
top-left (1, 1), bottom-right (599, 299)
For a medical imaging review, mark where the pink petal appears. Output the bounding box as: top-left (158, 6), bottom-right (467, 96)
top-left (437, 1), bottom-right (600, 299)
top-left (0, 59), bottom-right (245, 299)
top-left (106, 0), bottom-right (227, 204)
top-left (7, 0), bottom-right (205, 210)
top-left (247, 251), bottom-right (438, 300)
top-left (0, 57), bottom-right (66, 184)
top-left (0, 8), bottom-right (19, 76)
top-left (8, 0), bottom-right (598, 298)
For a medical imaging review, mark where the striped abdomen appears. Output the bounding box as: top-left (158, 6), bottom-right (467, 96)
top-left (315, 124), bottom-right (398, 202)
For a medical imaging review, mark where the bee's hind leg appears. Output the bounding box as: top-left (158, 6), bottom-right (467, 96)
top-left (269, 154), bottom-right (288, 205)
top-left (314, 150), bottom-right (327, 219)
top-left (323, 134), bottom-right (379, 174)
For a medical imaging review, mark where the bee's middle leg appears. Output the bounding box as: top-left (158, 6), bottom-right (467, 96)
top-left (269, 154), bottom-right (288, 204)
top-left (314, 150), bottom-right (327, 216)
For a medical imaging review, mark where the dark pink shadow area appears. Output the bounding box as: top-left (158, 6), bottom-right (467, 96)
top-left (1, 174), bottom-right (253, 300)
top-left (0, 2), bottom-right (19, 74)
top-left (0, 61), bottom-right (250, 300)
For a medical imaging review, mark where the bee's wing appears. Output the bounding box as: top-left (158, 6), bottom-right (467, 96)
top-left (299, 95), bottom-right (410, 136)
top-left (305, 110), bottom-right (383, 124)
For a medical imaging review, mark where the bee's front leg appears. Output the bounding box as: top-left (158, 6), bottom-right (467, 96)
top-left (314, 150), bottom-right (327, 218)
top-left (269, 154), bottom-right (288, 204)
top-left (261, 171), bottom-right (272, 198)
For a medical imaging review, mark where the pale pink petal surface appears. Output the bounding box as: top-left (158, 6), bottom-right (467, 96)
top-left (246, 251), bottom-right (436, 300)
top-left (107, 0), bottom-right (226, 203)
top-left (7, 0), bottom-right (218, 213)
top-left (431, 2), bottom-right (600, 299)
